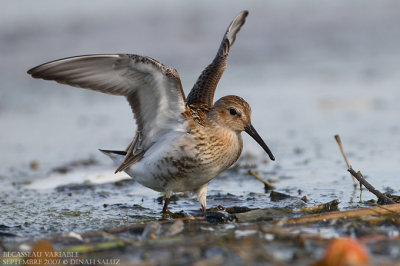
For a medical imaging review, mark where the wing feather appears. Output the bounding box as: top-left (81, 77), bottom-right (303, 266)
top-left (186, 11), bottom-right (248, 108)
top-left (28, 54), bottom-right (187, 171)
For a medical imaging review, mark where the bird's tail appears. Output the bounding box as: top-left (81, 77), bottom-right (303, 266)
top-left (99, 149), bottom-right (126, 166)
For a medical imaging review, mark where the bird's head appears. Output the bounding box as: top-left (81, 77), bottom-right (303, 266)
top-left (210, 95), bottom-right (275, 161)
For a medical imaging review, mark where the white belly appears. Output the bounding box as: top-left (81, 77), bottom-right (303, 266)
top-left (125, 131), bottom-right (222, 193)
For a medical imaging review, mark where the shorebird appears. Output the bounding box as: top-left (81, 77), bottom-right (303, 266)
top-left (28, 10), bottom-right (275, 213)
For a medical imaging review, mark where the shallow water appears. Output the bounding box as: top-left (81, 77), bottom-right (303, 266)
top-left (1, 2), bottom-right (400, 262)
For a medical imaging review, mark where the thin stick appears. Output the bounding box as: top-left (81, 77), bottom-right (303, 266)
top-left (248, 170), bottom-right (276, 190)
top-left (334, 135), bottom-right (356, 184)
top-left (334, 135), bottom-right (394, 204)
top-left (348, 168), bottom-right (394, 205)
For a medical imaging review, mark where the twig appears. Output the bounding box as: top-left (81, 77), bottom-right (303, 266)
top-left (248, 170), bottom-right (276, 190)
top-left (348, 168), bottom-right (394, 205)
top-left (281, 203), bottom-right (400, 225)
top-left (335, 134), bottom-right (394, 204)
top-left (334, 135), bottom-right (356, 184)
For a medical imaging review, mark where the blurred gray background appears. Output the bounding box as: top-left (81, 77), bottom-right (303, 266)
top-left (1, 0), bottom-right (400, 188)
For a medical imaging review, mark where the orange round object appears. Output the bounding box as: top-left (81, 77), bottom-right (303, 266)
top-left (314, 238), bottom-right (370, 266)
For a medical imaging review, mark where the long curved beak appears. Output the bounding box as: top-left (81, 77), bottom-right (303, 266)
top-left (244, 124), bottom-right (275, 161)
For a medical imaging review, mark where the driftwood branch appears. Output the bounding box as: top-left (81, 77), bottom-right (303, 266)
top-left (281, 203), bottom-right (400, 225)
top-left (348, 168), bottom-right (394, 204)
top-left (334, 134), bottom-right (394, 205)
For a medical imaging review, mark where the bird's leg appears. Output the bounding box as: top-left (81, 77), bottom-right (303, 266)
top-left (162, 190), bottom-right (173, 214)
top-left (162, 197), bottom-right (171, 214)
top-left (196, 183), bottom-right (208, 213)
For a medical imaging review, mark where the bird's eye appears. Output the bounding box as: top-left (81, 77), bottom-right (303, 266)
top-left (229, 108), bottom-right (238, 116)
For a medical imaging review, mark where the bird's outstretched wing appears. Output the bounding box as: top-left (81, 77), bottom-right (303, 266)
top-left (186, 10), bottom-right (248, 109)
top-left (28, 54), bottom-right (187, 171)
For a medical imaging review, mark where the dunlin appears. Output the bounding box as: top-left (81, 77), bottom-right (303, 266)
top-left (28, 10), bottom-right (275, 213)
